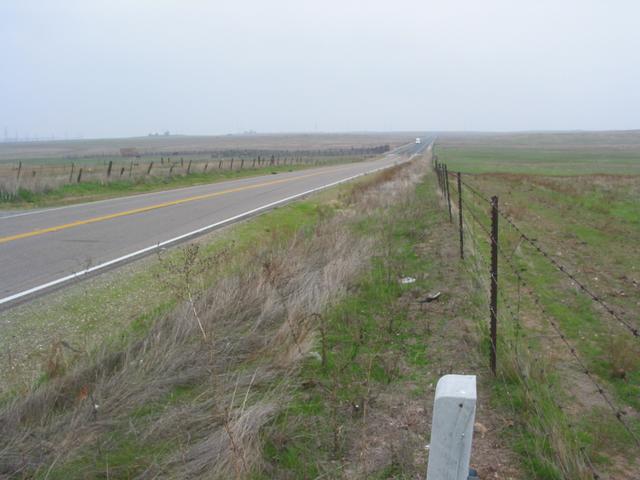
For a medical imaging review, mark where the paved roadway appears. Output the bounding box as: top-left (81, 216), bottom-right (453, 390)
top-left (0, 139), bottom-right (431, 307)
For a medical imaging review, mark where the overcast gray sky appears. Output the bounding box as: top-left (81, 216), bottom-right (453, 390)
top-left (2, 0), bottom-right (639, 139)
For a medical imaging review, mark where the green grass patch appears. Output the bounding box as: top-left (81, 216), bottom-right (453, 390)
top-left (260, 179), bottom-right (445, 478)
top-left (438, 145), bottom-right (640, 175)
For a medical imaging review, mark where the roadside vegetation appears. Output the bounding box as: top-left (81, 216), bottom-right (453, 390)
top-left (2, 133), bottom-right (638, 478)
top-left (1, 152), bottom-right (463, 478)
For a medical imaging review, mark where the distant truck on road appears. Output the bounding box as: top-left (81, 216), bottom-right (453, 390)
top-left (415, 137), bottom-right (421, 144)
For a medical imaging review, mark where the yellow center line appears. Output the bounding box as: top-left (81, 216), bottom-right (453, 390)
top-left (0, 167), bottom-right (347, 245)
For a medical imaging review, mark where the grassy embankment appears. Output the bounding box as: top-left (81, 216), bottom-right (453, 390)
top-left (437, 136), bottom-right (640, 478)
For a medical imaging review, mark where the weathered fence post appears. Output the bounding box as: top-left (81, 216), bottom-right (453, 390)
top-left (107, 160), bottom-right (113, 177)
top-left (76, 168), bottom-right (83, 183)
top-left (16, 161), bottom-right (22, 180)
top-left (444, 165), bottom-right (453, 222)
top-left (490, 195), bottom-right (499, 375)
top-left (230, 158), bottom-right (234, 170)
top-left (147, 161), bottom-right (154, 175)
top-left (129, 161), bottom-right (133, 177)
top-left (204, 162), bottom-right (208, 172)
top-left (457, 173), bottom-right (464, 260)
top-left (218, 160), bottom-right (223, 169)
top-left (240, 158), bottom-right (244, 169)
top-left (186, 160), bottom-right (192, 174)
top-left (426, 374), bottom-right (477, 480)
top-left (69, 163), bottom-right (75, 183)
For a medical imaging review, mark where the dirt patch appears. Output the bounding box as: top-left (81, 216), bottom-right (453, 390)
top-left (417, 226), bottom-right (523, 479)
top-left (337, 205), bottom-right (524, 479)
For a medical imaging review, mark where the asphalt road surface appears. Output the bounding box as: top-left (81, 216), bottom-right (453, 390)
top-left (0, 140), bottom-right (431, 307)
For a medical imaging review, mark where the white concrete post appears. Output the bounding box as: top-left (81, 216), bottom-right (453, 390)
top-left (426, 374), bottom-right (477, 480)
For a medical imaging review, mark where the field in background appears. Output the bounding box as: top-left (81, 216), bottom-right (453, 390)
top-left (437, 130), bottom-right (640, 174)
top-left (0, 132), bottom-right (420, 164)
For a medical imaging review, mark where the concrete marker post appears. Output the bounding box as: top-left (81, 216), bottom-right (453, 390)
top-left (426, 374), bottom-right (477, 480)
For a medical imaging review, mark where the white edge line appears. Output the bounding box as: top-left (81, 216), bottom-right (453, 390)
top-left (0, 157), bottom-right (413, 306)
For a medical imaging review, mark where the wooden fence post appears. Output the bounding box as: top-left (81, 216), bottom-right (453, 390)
top-left (490, 196), bottom-right (499, 375)
top-left (457, 173), bottom-right (464, 259)
top-left (444, 165), bottom-right (453, 223)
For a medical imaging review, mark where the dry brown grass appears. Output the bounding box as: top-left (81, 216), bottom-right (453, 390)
top-left (0, 154), bottom-right (428, 478)
top-left (607, 334), bottom-right (640, 381)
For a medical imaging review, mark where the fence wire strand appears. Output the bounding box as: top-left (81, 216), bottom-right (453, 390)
top-left (451, 171), bottom-right (639, 339)
top-left (436, 164), bottom-right (640, 452)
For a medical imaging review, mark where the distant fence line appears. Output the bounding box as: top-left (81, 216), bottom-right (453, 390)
top-left (2, 145), bottom-right (392, 163)
top-left (0, 147), bottom-right (390, 200)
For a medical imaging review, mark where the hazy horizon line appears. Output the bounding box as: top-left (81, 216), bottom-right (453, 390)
top-left (3, 128), bottom-right (640, 146)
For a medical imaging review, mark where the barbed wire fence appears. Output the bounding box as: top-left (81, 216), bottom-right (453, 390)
top-left (431, 153), bottom-right (640, 477)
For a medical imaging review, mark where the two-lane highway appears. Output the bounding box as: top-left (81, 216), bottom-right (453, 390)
top-left (0, 140), bottom-right (431, 307)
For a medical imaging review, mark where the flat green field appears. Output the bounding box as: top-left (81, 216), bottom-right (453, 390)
top-left (438, 130), bottom-right (640, 175)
